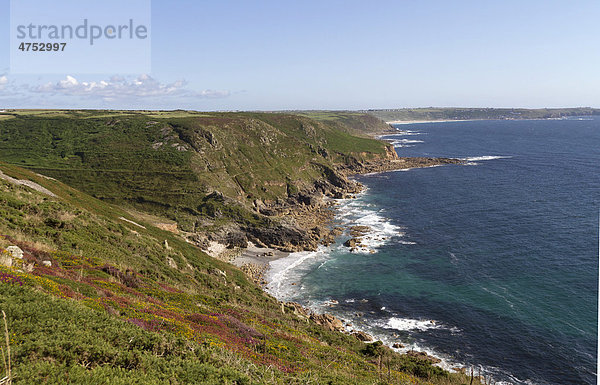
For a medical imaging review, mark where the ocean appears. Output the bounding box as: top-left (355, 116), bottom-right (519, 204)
top-left (266, 117), bottom-right (599, 384)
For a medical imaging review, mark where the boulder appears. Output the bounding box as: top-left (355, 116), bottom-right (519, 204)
top-left (6, 246), bottom-right (23, 259)
top-left (42, 260), bottom-right (52, 267)
top-left (310, 313), bottom-right (345, 332)
top-left (166, 257), bottom-right (177, 269)
top-left (0, 250), bottom-right (12, 267)
top-left (349, 225), bottom-right (371, 237)
top-left (285, 302), bottom-right (310, 318)
top-left (344, 238), bottom-right (359, 248)
top-left (351, 331), bottom-right (373, 342)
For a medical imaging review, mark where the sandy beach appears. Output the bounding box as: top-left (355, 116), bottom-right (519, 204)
top-left (230, 241), bottom-right (289, 268)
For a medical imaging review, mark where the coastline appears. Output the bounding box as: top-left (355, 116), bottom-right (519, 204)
top-left (258, 181), bottom-right (464, 373)
top-left (386, 119), bottom-right (474, 125)
top-left (195, 135), bottom-right (470, 373)
top-left (205, 155), bottom-right (463, 286)
top-left (205, 157), bottom-right (469, 373)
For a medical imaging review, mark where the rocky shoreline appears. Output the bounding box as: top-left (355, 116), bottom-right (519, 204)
top-left (193, 145), bottom-right (462, 254)
top-left (186, 150), bottom-right (464, 367)
top-left (198, 150), bottom-right (463, 292)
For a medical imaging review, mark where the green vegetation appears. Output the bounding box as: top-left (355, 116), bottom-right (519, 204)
top-left (293, 110), bottom-right (392, 134)
top-left (0, 110), bottom-right (388, 234)
top-left (367, 107), bottom-right (600, 122)
top-left (0, 163), bottom-right (480, 384)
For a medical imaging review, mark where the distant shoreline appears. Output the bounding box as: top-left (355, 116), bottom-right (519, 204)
top-left (385, 115), bottom-right (599, 125)
top-left (386, 119), bottom-right (474, 125)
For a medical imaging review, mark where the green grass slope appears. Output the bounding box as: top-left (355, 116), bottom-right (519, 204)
top-left (0, 110), bottom-right (389, 234)
top-left (292, 111), bottom-right (393, 134)
top-left (0, 163), bottom-right (479, 384)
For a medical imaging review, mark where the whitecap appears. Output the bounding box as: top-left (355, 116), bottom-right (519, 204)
top-left (390, 139), bottom-right (425, 148)
top-left (398, 240), bottom-right (417, 245)
top-left (385, 317), bottom-right (442, 332)
top-left (461, 155), bottom-right (513, 162)
top-left (265, 246), bottom-right (328, 300)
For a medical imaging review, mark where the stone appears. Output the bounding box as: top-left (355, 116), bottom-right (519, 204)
top-left (310, 313), bottom-right (345, 332)
top-left (22, 263), bottom-right (34, 273)
top-left (351, 331), bottom-right (373, 342)
top-left (349, 225), bottom-right (371, 237)
top-left (392, 343), bottom-right (404, 349)
top-left (6, 246), bottom-right (23, 259)
top-left (166, 257), bottom-right (177, 269)
top-left (0, 251), bottom-right (12, 267)
top-left (209, 268), bottom-right (227, 278)
top-left (42, 260), bottom-right (52, 267)
top-left (285, 302), bottom-right (310, 319)
top-left (344, 238), bottom-right (358, 248)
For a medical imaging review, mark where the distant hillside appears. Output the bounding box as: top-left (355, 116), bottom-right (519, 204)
top-left (367, 107), bottom-right (600, 122)
top-left (291, 111), bottom-right (393, 134)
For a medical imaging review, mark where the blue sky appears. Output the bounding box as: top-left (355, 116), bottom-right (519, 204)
top-left (1, 0), bottom-right (599, 110)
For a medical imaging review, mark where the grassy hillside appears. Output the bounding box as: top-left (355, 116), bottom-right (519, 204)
top-left (367, 107), bottom-right (600, 122)
top-left (292, 111), bottom-right (393, 134)
top-left (0, 163), bottom-right (479, 384)
top-left (0, 110), bottom-right (392, 249)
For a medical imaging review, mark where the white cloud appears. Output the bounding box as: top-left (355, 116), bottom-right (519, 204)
top-left (32, 75), bottom-right (230, 100)
top-left (0, 76), bottom-right (7, 90)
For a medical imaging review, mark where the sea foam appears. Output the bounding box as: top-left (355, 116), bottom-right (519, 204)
top-left (462, 155), bottom-right (513, 161)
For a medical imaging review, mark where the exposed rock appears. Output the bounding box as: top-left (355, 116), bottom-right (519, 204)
top-left (209, 268), bottom-right (227, 279)
top-left (6, 246), bottom-right (23, 259)
top-left (21, 263), bottom-right (34, 273)
top-left (343, 237), bottom-right (364, 252)
top-left (351, 331), bottom-right (373, 342)
top-left (343, 238), bottom-right (359, 248)
top-left (164, 240), bottom-right (171, 250)
top-left (156, 223), bottom-right (178, 233)
top-left (349, 225), bottom-right (371, 237)
top-left (187, 150), bottom-right (462, 256)
top-left (339, 156), bottom-right (463, 175)
top-left (166, 257), bottom-right (177, 269)
top-left (310, 313), bottom-right (344, 332)
top-left (226, 231), bottom-right (248, 249)
top-left (0, 251), bottom-right (12, 267)
top-left (392, 343), bottom-right (404, 349)
top-left (285, 302), bottom-right (310, 319)
top-left (42, 260), bottom-right (52, 267)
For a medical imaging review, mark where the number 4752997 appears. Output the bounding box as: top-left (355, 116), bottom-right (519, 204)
top-left (18, 42), bottom-right (66, 52)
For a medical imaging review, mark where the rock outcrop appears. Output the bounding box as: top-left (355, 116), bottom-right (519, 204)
top-left (351, 331), bottom-right (374, 342)
top-left (309, 313), bottom-right (345, 332)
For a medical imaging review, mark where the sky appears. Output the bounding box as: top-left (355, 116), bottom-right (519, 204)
top-left (0, 0), bottom-right (599, 110)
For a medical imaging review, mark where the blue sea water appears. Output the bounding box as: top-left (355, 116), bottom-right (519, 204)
top-left (267, 117), bottom-right (599, 384)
